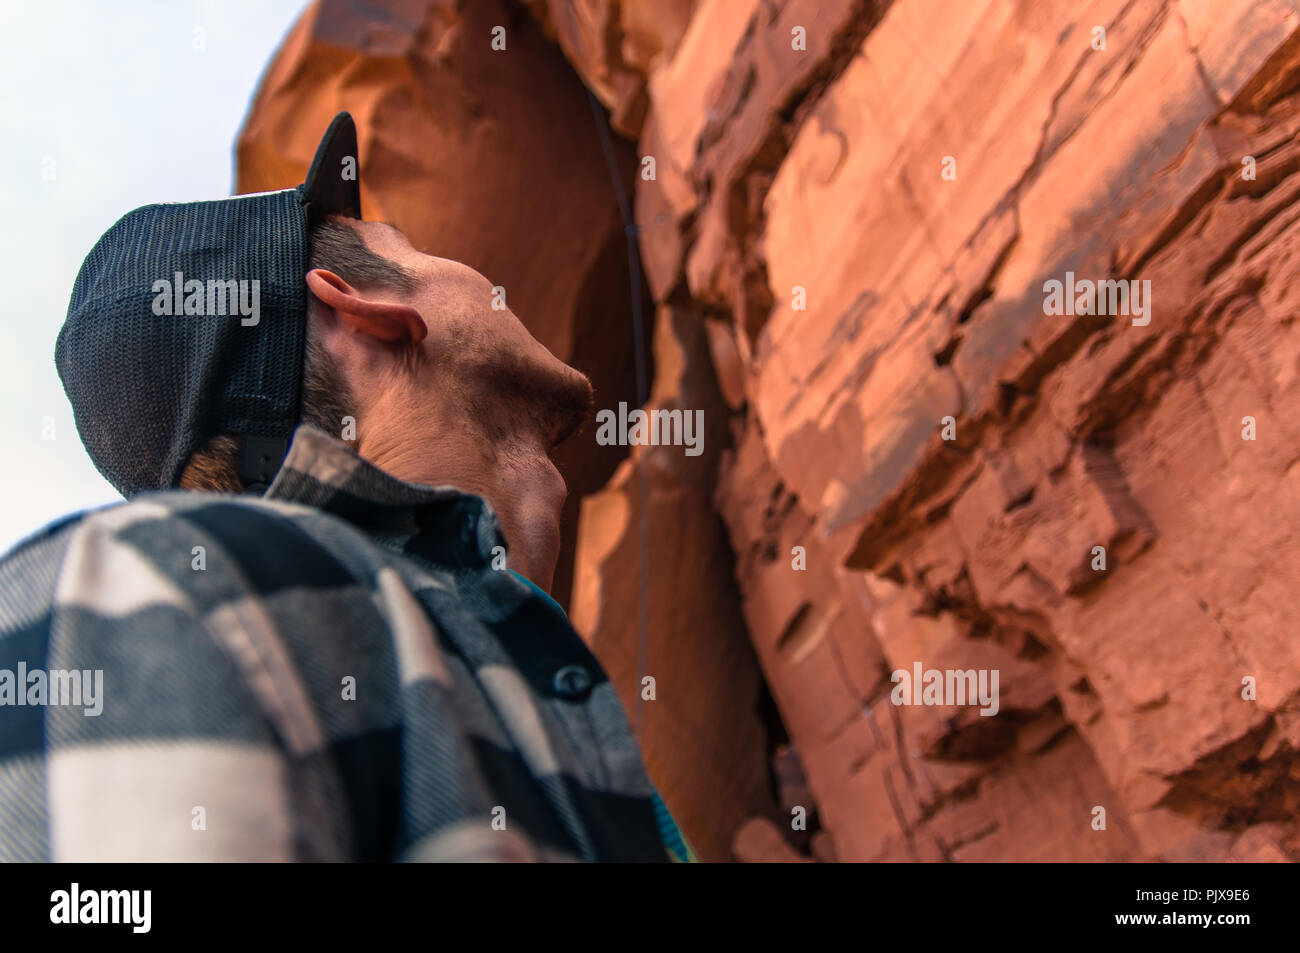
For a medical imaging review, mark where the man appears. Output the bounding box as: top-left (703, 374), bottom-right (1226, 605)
top-left (0, 113), bottom-right (695, 862)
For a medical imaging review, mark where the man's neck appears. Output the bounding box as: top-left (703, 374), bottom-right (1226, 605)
top-left (356, 420), bottom-right (560, 590)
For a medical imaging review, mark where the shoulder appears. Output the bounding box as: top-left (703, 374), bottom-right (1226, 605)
top-left (0, 491), bottom-right (373, 624)
top-left (1, 493), bottom-right (303, 574)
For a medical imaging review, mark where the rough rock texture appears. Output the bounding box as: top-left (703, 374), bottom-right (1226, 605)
top-left (241, 0), bottom-right (1300, 861)
top-left (524, 0), bottom-right (695, 137)
top-left (562, 0), bottom-right (1300, 861)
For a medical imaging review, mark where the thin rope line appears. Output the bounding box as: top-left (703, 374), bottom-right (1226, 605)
top-left (585, 89), bottom-right (650, 745)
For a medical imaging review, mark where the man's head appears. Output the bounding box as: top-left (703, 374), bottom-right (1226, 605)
top-left (183, 215), bottom-right (594, 586)
top-left (60, 113), bottom-right (593, 590)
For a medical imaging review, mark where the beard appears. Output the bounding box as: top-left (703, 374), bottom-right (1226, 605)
top-left (450, 344), bottom-right (595, 457)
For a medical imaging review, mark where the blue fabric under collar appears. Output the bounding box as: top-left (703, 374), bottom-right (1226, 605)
top-left (509, 569), bottom-right (568, 619)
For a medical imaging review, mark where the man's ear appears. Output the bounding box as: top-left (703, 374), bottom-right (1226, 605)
top-left (305, 269), bottom-right (427, 344)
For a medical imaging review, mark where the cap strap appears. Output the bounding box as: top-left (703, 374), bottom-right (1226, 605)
top-left (238, 434), bottom-right (290, 493)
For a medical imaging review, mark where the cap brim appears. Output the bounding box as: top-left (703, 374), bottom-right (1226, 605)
top-left (302, 111), bottom-right (362, 225)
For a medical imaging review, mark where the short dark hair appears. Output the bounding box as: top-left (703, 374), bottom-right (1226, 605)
top-left (179, 217), bottom-right (415, 492)
top-left (307, 216), bottom-right (419, 291)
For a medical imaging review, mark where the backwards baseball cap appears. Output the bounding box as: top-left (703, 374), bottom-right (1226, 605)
top-left (56, 111), bottom-right (363, 497)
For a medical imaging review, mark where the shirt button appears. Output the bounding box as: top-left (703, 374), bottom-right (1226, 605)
top-left (553, 664), bottom-right (592, 701)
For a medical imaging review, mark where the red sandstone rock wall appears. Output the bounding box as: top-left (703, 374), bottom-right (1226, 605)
top-left (555, 0), bottom-right (1300, 862)
top-left (241, 0), bottom-right (1300, 861)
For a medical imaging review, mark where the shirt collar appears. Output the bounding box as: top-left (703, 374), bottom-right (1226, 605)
top-left (263, 423), bottom-right (506, 570)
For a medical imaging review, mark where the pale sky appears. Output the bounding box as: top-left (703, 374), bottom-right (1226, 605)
top-left (0, 0), bottom-right (307, 552)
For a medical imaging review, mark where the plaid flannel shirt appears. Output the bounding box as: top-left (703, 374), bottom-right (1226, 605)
top-left (0, 423), bottom-right (695, 862)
